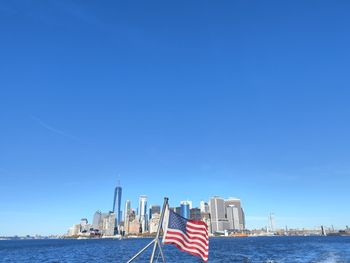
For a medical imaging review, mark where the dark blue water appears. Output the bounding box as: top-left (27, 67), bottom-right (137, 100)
top-left (1, 236), bottom-right (350, 262)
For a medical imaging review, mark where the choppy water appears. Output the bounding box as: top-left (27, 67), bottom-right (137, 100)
top-left (1, 236), bottom-right (350, 262)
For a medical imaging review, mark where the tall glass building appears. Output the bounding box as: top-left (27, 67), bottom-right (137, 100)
top-left (138, 195), bottom-right (148, 232)
top-left (180, 202), bottom-right (190, 219)
top-left (209, 196), bottom-right (229, 233)
top-left (92, 210), bottom-right (102, 230)
top-left (124, 200), bottom-right (131, 224)
top-left (112, 181), bottom-right (122, 226)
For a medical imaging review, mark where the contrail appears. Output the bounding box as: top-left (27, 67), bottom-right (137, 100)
top-left (30, 115), bottom-right (80, 141)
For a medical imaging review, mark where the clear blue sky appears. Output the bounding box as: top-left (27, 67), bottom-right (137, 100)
top-left (1, 1), bottom-right (349, 236)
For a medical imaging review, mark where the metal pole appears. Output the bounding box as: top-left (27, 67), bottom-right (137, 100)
top-left (150, 197), bottom-right (168, 263)
top-left (126, 239), bottom-right (155, 263)
top-left (157, 240), bottom-right (166, 263)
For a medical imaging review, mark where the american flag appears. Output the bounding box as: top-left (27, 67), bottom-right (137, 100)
top-left (163, 208), bottom-right (209, 262)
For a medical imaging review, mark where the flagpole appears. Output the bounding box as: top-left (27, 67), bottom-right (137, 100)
top-left (150, 197), bottom-right (168, 263)
top-left (126, 197), bottom-right (168, 263)
top-left (126, 239), bottom-right (155, 263)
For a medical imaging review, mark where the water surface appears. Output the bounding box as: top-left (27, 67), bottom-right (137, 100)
top-left (1, 236), bottom-right (350, 262)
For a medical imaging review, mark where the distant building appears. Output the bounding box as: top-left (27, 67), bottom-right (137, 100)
top-left (80, 218), bottom-right (88, 230)
top-left (138, 195), bottom-right (148, 232)
top-left (102, 212), bottom-right (115, 236)
top-left (149, 205), bottom-right (161, 219)
top-left (226, 205), bottom-right (240, 230)
top-left (149, 213), bottom-right (160, 234)
top-left (125, 209), bottom-right (136, 235)
top-left (138, 195), bottom-right (147, 220)
top-left (200, 201), bottom-right (209, 213)
top-left (93, 211), bottom-right (102, 230)
top-left (112, 181), bottom-right (122, 227)
top-left (128, 218), bottom-right (141, 235)
top-left (268, 213), bottom-right (275, 232)
top-left (129, 209), bottom-right (136, 222)
top-left (190, 208), bottom-right (201, 220)
top-left (170, 207), bottom-right (181, 214)
top-left (209, 196), bottom-right (229, 233)
top-left (68, 224), bottom-right (81, 236)
top-left (201, 212), bottom-right (212, 234)
top-left (180, 202), bottom-right (190, 219)
top-left (124, 200), bottom-right (131, 224)
top-left (180, 200), bottom-right (193, 209)
top-left (224, 197), bottom-right (245, 230)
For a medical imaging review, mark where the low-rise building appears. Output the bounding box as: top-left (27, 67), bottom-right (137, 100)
top-left (128, 219), bottom-right (141, 235)
top-left (149, 213), bottom-right (160, 234)
top-left (102, 212), bottom-right (115, 236)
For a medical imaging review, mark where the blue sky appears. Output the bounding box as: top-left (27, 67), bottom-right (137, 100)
top-left (1, 1), bottom-right (350, 235)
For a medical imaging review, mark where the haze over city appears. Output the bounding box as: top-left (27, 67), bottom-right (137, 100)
top-left (1, 1), bottom-right (350, 237)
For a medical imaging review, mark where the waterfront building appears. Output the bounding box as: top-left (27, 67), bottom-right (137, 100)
top-left (80, 218), bottom-right (90, 232)
top-left (224, 197), bottom-right (245, 230)
top-left (138, 195), bottom-right (147, 219)
top-left (92, 210), bottom-right (102, 230)
top-left (200, 201), bottom-right (209, 213)
top-left (209, 196), bottom-right (229, 233)
top-left (190, 208), bottom-right (201, 220)
top-left (268, 213), bottom-right (275, 232)
top-left (149, 205), bottom-right (161, 219)
top-left (68, 224), bottom-right (81, 236)
top-left (124, 200), bottom-right (131, 224)
top-left (128, 218), bottom-right (141, 235)
top-left (149, 213), bottom-right (160, 234)
top-left (82, 224), bottom-right (93, 233)
top-left (138, 195), bottom-right (148, 232)
top-left (201, 212), bottom-right (212, 234)
top-left (180, 202), bottom-right (190, 219)
top-left (226, 205), bottom-right (240, 230)
top-left (142, 217), bottom-right (148, 232)
top-left (102, 212), bottom-right (115, 236)
top-left (125, 209), bottom-right (136, 235)
top-left (112, 181), bottom-right (122, 226)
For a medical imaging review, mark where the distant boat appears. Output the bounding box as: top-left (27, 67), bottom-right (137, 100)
top-left (230, 233), bottom-right (249, 237)
top-left (101, 234), bottom-right (122, 239)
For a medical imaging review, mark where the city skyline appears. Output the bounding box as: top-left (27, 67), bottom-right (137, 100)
top-left (1, 1), bottom-right (350, 236)
top-left (66, 181), bottom-right (247, 238)
top-left (0, 176), bottom-right (346, 236)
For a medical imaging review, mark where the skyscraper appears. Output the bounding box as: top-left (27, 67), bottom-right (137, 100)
top-left (102, 212), bottom-right (116, 236)
top-left (200, 201), bottom-right (209, 213)
top-left (92, 210), bottom-right (102, 230)
top-left (268, 213), bottom-right (275, 232)
top-left (224, 197), bottom-right (245, 230)
top-left (180, 201), bottom-right (190, 219)
top-left (226, 205), bottom-right (240, 230)
top-left (112, 181), bottom-right (122, 225)
top-left (180, 200), bottom-right (193, 209)
top-left (124, 200), bottom-right (131, 224)
top-left (149, 205), bottom-right (161, 219)
top-left (138, 195), bottom-right (148, 232)
top-left (190, 208), bottom-right (201, 220)
top-left (209, 196), bottom-right (229, 233)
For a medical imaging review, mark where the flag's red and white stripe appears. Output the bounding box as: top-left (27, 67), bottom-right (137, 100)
top-left (163, 215), bottom-right (209, 262)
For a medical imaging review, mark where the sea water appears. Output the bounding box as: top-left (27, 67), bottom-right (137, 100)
top-left (1, 236), bottom-right (350, 262)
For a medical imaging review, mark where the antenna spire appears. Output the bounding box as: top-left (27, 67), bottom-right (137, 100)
top-left (116, 174), bottom-right (121, 187)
